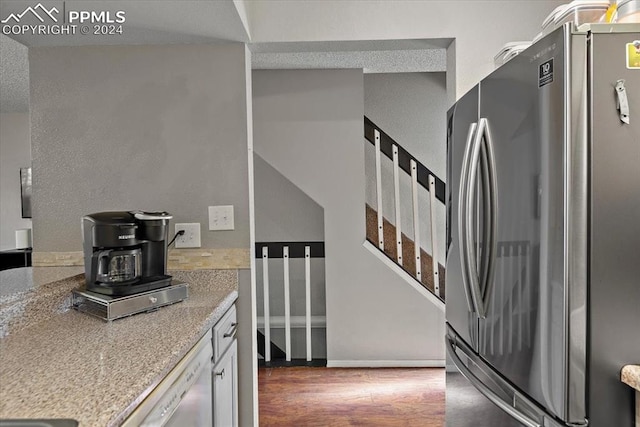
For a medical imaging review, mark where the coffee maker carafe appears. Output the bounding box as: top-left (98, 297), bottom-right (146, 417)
top-left (82, 211), bottom-right (173, 296)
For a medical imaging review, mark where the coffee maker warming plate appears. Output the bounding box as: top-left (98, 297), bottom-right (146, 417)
top-left (72, 281), bottom-right (188, 321)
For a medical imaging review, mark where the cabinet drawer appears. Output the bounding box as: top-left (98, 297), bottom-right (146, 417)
top-left (213, 304), bottom-right (237, 362)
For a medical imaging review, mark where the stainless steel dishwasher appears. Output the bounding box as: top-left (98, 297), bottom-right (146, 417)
top-left (123, 330), bottom-right (213, 427)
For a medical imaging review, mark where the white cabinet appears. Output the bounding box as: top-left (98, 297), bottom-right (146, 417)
top-left (212, 304), bottom-right (238, 427)
top-left (213, 340), bottom-right (238, 427)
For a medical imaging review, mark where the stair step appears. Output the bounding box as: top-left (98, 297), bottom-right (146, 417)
top-left (257, 330), bottom-right (287, 360)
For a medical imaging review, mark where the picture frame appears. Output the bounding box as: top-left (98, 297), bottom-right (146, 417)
top-left (20, 167), bottom-right (32, 219)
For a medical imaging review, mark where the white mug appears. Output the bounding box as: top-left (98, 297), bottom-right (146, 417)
top-left (15, 228), bottom-right (31, 249)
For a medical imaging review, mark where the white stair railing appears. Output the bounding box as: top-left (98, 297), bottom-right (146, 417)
top-left (428, 174), bottom-right (440, 295)
top-left (283, 246), bottom-right (291, 362)
top-left (374, 130), bottom-right (385, 250)
top-left (262, 246), bottom-right (271, 363)
top-left (410, 159), bottom-right (422, 282)
top-left (392, 144), bottom-right (403, 266)
top-left (257, 242), bottom-right (326, 365)
top-left (365, 117), bottom-right (446, 300)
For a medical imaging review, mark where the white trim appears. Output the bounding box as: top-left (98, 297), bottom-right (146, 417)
top-left (244, 45), bottom-right (259, 427)
top-left (327, 359), bottom-right (445, 368)
top-left (257, 315), bottom-right (326, 329)
top-left (362, 240), bottom-right (445, 311)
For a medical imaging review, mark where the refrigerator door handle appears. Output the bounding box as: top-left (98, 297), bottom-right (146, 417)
top-left (480, 118), bottom-right (498, 309)
top-left (464, 118), bottom-right (499, 317)
top-left (464, 119), bottom-right (488, 318)
top-left (458, 122), bottom-right (478, 314)
top-left (478, 130), bottom-right (492, 307)
top-left (447, 332), bottom-right (543, 427)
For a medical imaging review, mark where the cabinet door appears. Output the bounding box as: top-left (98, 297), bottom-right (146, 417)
top-left (213, 340), bottom-right (238, 427)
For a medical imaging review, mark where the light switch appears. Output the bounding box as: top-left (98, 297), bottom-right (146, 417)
top-left (208, 205), bottom-right (234, 231)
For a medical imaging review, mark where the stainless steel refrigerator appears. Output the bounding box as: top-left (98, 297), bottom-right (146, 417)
top-left (445, 23), bottom-right (640, 427)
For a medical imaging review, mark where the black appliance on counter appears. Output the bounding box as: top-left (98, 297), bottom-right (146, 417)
top-left (82, 211), bottom-right (173, 296)
top-left (0, 248), bottom-right (32, 271)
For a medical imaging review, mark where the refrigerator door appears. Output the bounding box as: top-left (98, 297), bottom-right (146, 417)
top-left (477, 25), bottom-right (576, 422)
top-left (588, 28), bottom-right (640, 427)
top-left (446, 85), bottom-right (480, 351)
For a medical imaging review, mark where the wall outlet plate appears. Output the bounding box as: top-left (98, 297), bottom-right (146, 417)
top-left (208, 205), bottom-right (234, 231)
top-left (174, 223), bottom-right (201, 248)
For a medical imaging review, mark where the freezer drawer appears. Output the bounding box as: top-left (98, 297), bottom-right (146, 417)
top-left (447, 324), bottom-right (564, 427)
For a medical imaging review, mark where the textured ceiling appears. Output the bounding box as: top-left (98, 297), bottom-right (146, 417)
top-left (0, 35), bottom-right (29, 113)
top-left (250, 39), bottom-right (451, 73)
top-left (0, 2), bottom-right (453, 112)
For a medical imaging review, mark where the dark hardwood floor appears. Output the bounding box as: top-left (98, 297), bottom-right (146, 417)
top-left (258, 367), bottom-right (445, 426)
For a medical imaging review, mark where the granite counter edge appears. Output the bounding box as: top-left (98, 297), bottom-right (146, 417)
top-left (622, 365), bottom-right (640, 392)
top-left (108, 289), bottom-right (238, 427)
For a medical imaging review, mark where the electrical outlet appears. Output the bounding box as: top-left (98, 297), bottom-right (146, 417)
top-left (174, 223), bottom-right (201, 248)
top-left (208, 205), bottom-right (234, 231)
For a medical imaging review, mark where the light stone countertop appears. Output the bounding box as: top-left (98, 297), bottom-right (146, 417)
top-left (622, 365), bottom-right (640, 392)
top-left (0, 267), bottom-right (238, 426)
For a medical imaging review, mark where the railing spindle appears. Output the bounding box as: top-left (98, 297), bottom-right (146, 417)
top-left (283, 246), bottom-right (291, 362)
top-left (374, 130), bottom-right (384, 250)
top-left (428, 174), bottom-right (439, 295)
top-left (305, 246), bottom-right (312, 362)
top-left (410, 160), bottom-right (422, 281)
top-left (262, 246), bottom-right (271, 363)
top-left (393, 144), bottom-right (403, 266)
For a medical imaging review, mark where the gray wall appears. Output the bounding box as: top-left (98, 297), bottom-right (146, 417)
top-left (253, 69), bottom-right (444, 365)
top-left (253, 153), bottom-right (324, 242)
top-left (29, 44), bottom-right (250, 251)
top-left (0, 35), bottom-right (29, 113)
top-left (364, 72), bottom-right (447, 179)
top-left (0, 112), bottom-right (32, 250)
top-left (363, 72), bottom-right (447, 264)
top-left (253, 152), bottom-right (326, 358)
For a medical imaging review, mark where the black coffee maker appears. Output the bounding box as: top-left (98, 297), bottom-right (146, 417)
top-left (82, 211), bottom-right (173, 296)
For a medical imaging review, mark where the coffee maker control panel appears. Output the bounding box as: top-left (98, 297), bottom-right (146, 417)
top-left (132, 211), bottom-right (173, 221)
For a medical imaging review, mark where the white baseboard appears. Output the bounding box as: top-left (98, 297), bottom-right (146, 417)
top-left (327, 359), bottom-right (445, 368)
top-left (257, 315), bottom-right (326, 329)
